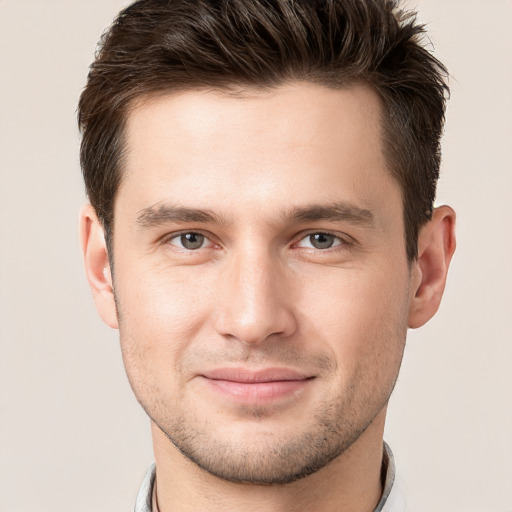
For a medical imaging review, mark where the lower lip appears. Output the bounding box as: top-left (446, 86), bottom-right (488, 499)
top-left (203, 378), bottom-right (311, 403)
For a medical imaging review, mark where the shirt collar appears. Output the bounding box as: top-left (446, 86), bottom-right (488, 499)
top-left (134, 462), bottom-right (155, 512)
top-left (374, 441), bottom-right (398, 512)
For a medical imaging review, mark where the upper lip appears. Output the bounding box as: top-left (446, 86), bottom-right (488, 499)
top-left (201, 368), bottom-right (312, 383)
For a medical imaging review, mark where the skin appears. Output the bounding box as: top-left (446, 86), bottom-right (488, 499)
top-left (81, 83), bottom-right (455, 511)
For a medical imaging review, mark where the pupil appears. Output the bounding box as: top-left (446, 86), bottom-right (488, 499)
top-left (311, 233), bottom-right (333, 249)
top-left (181, 233), bottom-right (204, 249)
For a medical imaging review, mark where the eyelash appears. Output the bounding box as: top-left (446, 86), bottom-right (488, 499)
top-left (293, 231), bottom-right (351, 251)
top-left (163, 231), bottom-right (218, 251)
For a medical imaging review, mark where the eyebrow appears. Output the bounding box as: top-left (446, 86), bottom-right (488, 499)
top-left (283, 202), bottom-right (375, 226)
top-left (136, 201), bottom-right (375, 229)
top-left (136, 204), bottom-right (224, 228)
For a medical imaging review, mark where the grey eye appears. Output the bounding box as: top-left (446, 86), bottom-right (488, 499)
top-left (179, 233), bottom-right (205, 250)
top-left (309, 233), bottom-right (336, 249)
top-left (296, 232), bottom-right (343, 250)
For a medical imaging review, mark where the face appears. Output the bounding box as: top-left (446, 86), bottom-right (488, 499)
top-left (110, 83), bottom-right (413, 484)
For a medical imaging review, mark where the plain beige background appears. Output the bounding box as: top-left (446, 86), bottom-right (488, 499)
top-left (0, 1), bottom-right (511, 510)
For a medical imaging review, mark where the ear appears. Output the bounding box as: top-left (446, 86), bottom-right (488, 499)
top-left (79, 204), bottom-right (119, 329)
top-left (408, 205), bottom-right (456, 329)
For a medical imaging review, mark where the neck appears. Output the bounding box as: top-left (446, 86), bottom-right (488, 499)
top-left (151, 410), bottom-right (387, 512)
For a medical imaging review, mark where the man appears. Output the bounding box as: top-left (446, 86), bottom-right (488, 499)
top-left (78, 0), bottom-right (456, 510)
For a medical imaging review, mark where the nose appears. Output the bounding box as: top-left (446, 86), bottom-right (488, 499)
top-left (214, 247), bottom-right (297, 345)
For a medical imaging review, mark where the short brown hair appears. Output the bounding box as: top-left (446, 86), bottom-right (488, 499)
top-left (78, 0), bottom-right (448, 260)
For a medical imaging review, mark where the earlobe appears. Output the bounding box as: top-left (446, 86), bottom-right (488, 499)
top-left (408, 205), bottom-right (456, 329)
top-left (79, 204), bottom-right (119, 329)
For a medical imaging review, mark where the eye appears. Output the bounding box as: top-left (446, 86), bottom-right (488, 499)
top-left (296, 232), bottom-right (344, 250)
top-left (169, 232), bottom-right (209, 250)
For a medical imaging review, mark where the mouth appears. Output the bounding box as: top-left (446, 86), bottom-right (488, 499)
top-left (199, 368), bottom-right (315, 403)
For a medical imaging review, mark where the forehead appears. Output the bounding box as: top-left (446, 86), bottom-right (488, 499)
top-left (125, 83), bottom-right (383, 162)
top-left (118, 83), bottom-right (399, 225)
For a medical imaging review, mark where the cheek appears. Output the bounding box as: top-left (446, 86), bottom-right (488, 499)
top-left (116, 262), bottom-right (215, 335)
top-left (114, 266), bottom-right (216, 392)
top-left (301, 264), bottom-right (410, 376)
